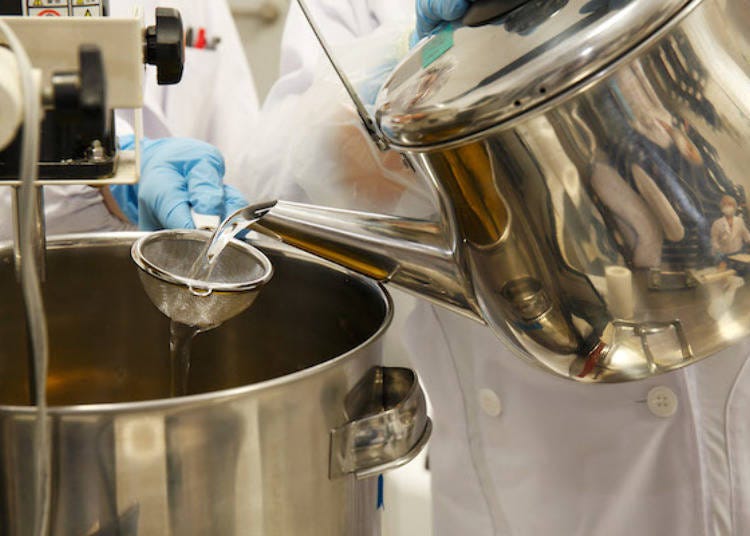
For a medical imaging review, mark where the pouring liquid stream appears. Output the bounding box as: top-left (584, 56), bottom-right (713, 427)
top-left (169, 322), bottom-right (199, 396)
top-left (168, 203), bottom-right (274, 396)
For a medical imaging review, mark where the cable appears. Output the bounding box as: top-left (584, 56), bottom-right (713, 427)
top-left (0, 20), bottom-right (50, 536)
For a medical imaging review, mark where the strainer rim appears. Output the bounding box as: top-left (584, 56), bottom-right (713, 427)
top-left (131, 229), bottom-right (274, 293)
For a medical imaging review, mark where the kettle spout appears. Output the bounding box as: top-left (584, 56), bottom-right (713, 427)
top-left (252, 201), bottom-right (480, 320)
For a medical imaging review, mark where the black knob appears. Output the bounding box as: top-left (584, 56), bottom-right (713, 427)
top-left (462, 0), bottom-right (532, 26)
top-left (144, 7), bottom-right (185, 85)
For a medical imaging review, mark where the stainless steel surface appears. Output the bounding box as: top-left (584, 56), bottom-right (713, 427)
top-left (132, 230), bottom-right (274, 328)
top-left (330, 367), bottom-right (430, 479)
top-left (253, 0), bottom-right (750, 382)
top-left (256, 200), bottom-right (479, 320)
top-left (11, 185), bottom-right (46, 282)
top-left (294, 0), bottom-right (387, 150)
top-left (0, 233), bottom-right (430, 536)
top-left (353, 420), bottom-right (432, 481)
top-left (377, 0), bottom-right (690, 147)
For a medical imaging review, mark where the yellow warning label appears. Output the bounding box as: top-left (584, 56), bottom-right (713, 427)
top-left (84, 8), bottom-right (92, 16)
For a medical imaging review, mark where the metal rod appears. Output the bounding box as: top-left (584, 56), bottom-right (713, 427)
top-left (12, 185), bottom-right (46, 282)
top-left (294, 0), bottom-right (388, 150)
top-left (11, 186), bottom-right (21, 281)
top-left (35, 186), bottom-right (46, 282)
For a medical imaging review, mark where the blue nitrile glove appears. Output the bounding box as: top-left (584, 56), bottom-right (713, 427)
top-left (111, 136), bottom-right (248, 230)
top-left (416, 0), bottom-right (473, 39)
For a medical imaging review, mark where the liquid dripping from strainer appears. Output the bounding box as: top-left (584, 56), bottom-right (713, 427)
top-left (169, 202), bottom-right (276, 396)
top-left (169, 322), bottom-right (200, 396)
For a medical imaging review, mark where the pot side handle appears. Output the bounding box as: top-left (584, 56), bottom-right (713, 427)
top-left (329, 367), bottom-right (432, 480)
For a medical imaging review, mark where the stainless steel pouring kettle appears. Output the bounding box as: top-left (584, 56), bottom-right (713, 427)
top-left (252, 0), bottom-right (750, 382)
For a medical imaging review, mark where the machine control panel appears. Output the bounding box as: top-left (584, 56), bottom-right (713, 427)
top-left (22, 0), bottom-right (106, 17)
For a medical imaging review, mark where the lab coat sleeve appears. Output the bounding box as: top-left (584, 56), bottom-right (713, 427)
top-left (268, 1), bottom-right (371, 102)
top-left (267, 0), bottom-right (414, 102)
top-left (0, 186), bottom-right (133, 242)
top-left (246, 1), bottom-right (378, 207)
top-left (150, 1), bottom-right (259, 190)
top-left (252, 1), bottom-right (431, 213)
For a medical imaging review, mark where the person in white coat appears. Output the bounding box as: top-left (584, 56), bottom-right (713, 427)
top-left (265, 2), bottom-right (750, 534)
top-left (712, 195), bottom-right (750, 256)
top-left (110, 0), bottom-right (277, 194)
top-left (256, 0), bottom-right (431, 217)
top-left (0, 0), bottom-right (268, 240)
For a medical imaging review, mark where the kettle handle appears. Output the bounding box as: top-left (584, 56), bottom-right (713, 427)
top-left (329, 367), bottom-right (432, 480)
top-left (463, 0), bottom-right (533, 26)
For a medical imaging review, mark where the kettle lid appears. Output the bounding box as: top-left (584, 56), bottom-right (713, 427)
top-left (376, 0), bottom-right (691, 148)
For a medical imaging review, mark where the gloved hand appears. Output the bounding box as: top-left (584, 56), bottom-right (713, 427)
top-left (416, 0), bottom-right (473, 39)
top-left (111, 136), bottom-right (248, 230)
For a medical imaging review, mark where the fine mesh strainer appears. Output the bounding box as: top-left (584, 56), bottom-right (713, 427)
top-left (131, 230), bottom-right (274, 329)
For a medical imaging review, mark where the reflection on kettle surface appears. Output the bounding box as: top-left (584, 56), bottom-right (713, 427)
top-left (475, 7), bottom-right (750, 380)
top-left (254, 0), bottom-right (750, 383)
top-left (504, 0), bottom-right (569, 35)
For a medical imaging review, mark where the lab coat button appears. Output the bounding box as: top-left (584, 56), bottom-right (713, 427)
top-left (479, 389), bottom-right (502, 417)
top-left (647, 386), bottom-right (678, 418)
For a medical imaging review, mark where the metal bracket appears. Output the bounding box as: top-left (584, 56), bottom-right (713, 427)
top-left (0, 149), bottom-right (138, 187)
top-left (613, 319), bottom-right (694, 373)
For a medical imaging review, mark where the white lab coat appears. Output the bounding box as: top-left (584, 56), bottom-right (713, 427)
top-left (0, 0), bottom-right (263, 240)
top-left (711, 215), bottom-right (750, 256)
top-left (272, 2), bottom-right (750, 534)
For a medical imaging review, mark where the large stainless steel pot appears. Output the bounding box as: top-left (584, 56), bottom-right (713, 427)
top-left (0, 233), bottom-right (430, 536)
top-left (251, 0), bottom-right (750, 382)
